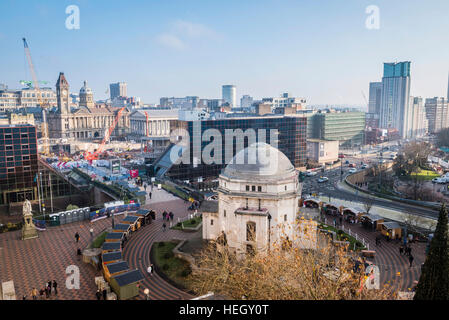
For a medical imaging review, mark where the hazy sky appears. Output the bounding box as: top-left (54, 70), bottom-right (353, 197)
top-left (1, 0), bottom-right (448, 106)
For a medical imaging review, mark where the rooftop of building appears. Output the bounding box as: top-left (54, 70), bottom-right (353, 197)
top-left (220, 142), bottom-right (297, 182)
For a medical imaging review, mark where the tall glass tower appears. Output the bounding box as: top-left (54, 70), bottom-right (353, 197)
top-left (379, 61), bottom-right (411, 138)
top-left (222, 85), bottom-right (237, 108)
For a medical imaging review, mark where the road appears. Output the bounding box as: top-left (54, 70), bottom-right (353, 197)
top-left (302, 153), bottom-right (439, 220)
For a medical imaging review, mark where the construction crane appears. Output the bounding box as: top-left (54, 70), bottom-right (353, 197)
top-left (84, 107), bottom-right (126, 161)
top-left (361, 90), bottom-right (369, 110)
top-left (22, 38), bottom-right (50, 156)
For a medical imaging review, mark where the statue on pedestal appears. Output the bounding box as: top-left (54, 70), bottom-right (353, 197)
top-left (22, 199), bottom-right (38, 240)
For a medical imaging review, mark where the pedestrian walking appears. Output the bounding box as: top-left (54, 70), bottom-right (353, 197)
top-left (90, 227), bottom-right (94, 240)
top-left (162, 211), bottom-right (167, 221)
top-left (39, 287), bottom-right (45, 299)
top-left (339, 216), bottom-right (342, 225)
top-left (96, 289), bottom-right (102, 300)
top-left (45, 286), bottom-right (50, 298)
top-left (149, 192), bottom-right (152, 199)
top-left (147, 264), bottom-right (154, 276)
top-left (75, 232), bottom-right (80, 243)
top-left (409, 255), bottom-right (414, 268)
top-left (52, 280), bottom-right (58, 295)
top-left (399, 246), bottom-right (404, 255)
top-left (333, 218), bottom-right (336, 227)
top-left (31, 287), bottom-right (38, 300)
top-left (162, 222), bottom-right (166, 232)
top-left (169, 212), bottom-right (174, 221)
top-left (102, 288), bottom-right (107, 300)
top-left (408, 246), bottom-right (412, 256)
top-left (47, 281), bottom-right (52, 296)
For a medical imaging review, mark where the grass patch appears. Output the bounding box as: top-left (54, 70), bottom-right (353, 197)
top-left (171, 216), bottom-right (202, 230)
top-left (152, 241), bottom-right (192, 288)
top-left (90, 231), bottom-right (108, 248)
top-left (409, 169), bottom-right (439, 181)
top-left (318, 224), bottom-right (366, 251)
top-left (155, 180), bottom-right (190, 201)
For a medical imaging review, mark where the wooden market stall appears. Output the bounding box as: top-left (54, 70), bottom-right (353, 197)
top-left (360, 214), bottom-right (384, 231)
top-left (303, 198), bottom-right (320, 209)
top-left (122, 215), bottom-right (141, 231)
top-left (323, 203), bottom-right (339, 216)
top-left (105, 232), bottom-right (124, 243)
top-left (110, 269), bottom-right (144, 300)
top-left (380, 221), bottom-right (402, 240)
top-left (113, 223), bottom-right (131, 235)
top-left (342, 207), bottom-right (365, 222)
top-left (103, 261), bottom-right (130, 282)
top-left (102, 241), bottom-right (122, 253)
top-left (133, 209), bottom-right (152, 225)
top-left (102, 251), bottom-right (122, 266)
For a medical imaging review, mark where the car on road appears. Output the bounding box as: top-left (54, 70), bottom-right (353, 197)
top-left (345, 160), bottom-right (350, 164)
top-left (317, 177), bottom-right (329, 183)
top-left (306, 171), bottom-right (318, 176)
top-left (432, 177), bottom-right (448, 184)
top-left (348, 168), bottom-right (358, 174)
top-left (348, 163), bottom-right (356, 168)
top-left (361, 164), bottom-right (368, 169)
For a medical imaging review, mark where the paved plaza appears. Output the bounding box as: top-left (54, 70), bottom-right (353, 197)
top-left (0, 185), bottom-right (428, 299)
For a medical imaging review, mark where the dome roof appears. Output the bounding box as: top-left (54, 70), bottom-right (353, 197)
top-left (79, 81), bottom-right (92, 94)
top-left (221, 142), bottom-right (296, 182)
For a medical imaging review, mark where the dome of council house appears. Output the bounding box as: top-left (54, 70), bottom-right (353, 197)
top-left (221, 142), bottom-right (296, 182)
top-left (79, 80), bottom-right (92, 94)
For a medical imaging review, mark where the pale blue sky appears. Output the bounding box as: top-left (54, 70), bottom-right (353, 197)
top-left (0, 0), bottom-right (448, 106)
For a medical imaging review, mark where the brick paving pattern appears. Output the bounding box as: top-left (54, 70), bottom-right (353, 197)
top-left (0, 184), bottom-right (427, 299)
top-left (324, 214), bottom-right (426, 291)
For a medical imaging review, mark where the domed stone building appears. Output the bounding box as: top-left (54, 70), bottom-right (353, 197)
top-left (79, 80), bottom-right (95, 108)
top-left (202, 142), bottom-right (316, 256)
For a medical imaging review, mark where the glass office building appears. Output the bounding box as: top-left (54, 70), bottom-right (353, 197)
top-left (307, 112), bottom-right (366, 148)
top-left (157, 116), bottom-right (307, 181)
top-left (0, 124), bottom-right (38, 204)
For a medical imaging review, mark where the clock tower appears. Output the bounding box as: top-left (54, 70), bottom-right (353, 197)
top-left (56, 72), bottom-right (70, 114)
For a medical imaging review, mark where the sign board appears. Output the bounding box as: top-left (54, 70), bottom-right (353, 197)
top-left (105, 201), bottom-right (124, 209)
top-left (111, 159), bottom-right (121, 174)
top-left (129, 169), bottom-right (139, 178)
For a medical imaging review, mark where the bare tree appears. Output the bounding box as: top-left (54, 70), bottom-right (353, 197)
top-left (188, 222), bottom-right (398, 300)
top-left (363, 196), bottom-right (375, 214)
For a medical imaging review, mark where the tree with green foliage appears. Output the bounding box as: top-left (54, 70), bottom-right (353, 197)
top-left (66, 204), bottom-right (79, 210)
top-left (414, 204), bottom-right (449, 300)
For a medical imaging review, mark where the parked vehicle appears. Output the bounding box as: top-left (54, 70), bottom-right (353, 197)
top-left (432, 177), bottom-right (448, 184)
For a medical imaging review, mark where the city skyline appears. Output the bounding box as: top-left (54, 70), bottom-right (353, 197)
top-left (0, 0), bottom-right (448, 106)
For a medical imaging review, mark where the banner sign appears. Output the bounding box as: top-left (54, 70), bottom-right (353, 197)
top-left (33, 218), bottom-right (46, 231)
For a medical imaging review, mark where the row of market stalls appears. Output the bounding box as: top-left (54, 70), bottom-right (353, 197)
top-left (100, 208), bottom-right (155, 299)
top-left (302, 198), bottom-right (402, 240)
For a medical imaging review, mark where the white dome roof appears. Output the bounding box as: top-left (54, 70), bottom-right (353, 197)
top-left (221, 142), bottom-right (296, 182)
top-left (79, 81), bottom-right (92, 94)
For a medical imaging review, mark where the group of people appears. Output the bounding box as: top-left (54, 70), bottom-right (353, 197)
top-left (161, 211), bottom-right (174, 231)
top-left (399, 244), bottom-right (415, 267)
top-left (95, 288), bottom-right (109, 300)
top-left (27, 280), bottom-right (58, 300)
